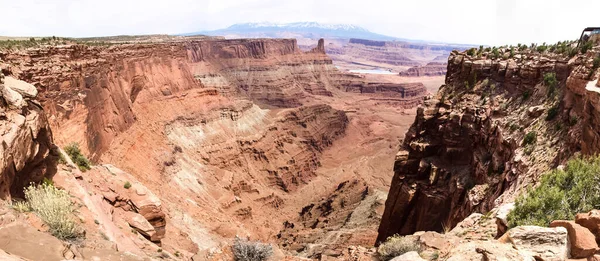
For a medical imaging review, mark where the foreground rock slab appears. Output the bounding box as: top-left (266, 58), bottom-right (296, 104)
top-left (550, 220), bottom-right (600, 258)
top-left (576, 210), bottom-right (600, 244)
top-left (499, 225), bottom-right (568, 261)
top-left (390, 251), bottom-right (425, 261)
top-left (446, 241), bottom-right (535, 261)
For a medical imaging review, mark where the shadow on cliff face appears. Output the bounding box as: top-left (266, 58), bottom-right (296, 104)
top-left (8, 127), bottom-right (58, 199)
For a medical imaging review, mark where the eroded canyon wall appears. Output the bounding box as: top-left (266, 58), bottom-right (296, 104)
top-left (377, 47), bottom-right (600, 243)
top-left (0, 70), bottom-right (55, 199)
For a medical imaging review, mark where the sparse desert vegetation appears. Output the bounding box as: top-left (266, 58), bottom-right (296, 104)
top-left (377, 234), bottom-right (421, 261)
top-left (13, 183), bottom-right (81, 240)
top-left (232, 237), bottom-right (273, 261)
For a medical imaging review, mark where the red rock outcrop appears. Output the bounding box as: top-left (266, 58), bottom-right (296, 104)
top-left (550, 220), bottom-right (600, 258)
top-left (0, 69), bottom-right (56, 199)
top-left (399, 62), bottom-right (448, 77)
top-left (377, 48), bottom-right (580, 243)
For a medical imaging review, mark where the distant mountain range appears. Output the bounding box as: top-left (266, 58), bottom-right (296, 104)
top-left (184, 22), bottom-right (402, 41)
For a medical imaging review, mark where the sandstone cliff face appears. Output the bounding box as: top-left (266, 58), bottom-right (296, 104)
top-left (377, 47), bottom-right (596, 243)
top-left (0, 70), bottom-right (55, 199)
top-left (399, 62), bottom-right (448, 77)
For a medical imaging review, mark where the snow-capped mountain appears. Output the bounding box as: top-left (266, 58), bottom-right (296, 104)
top-left (184, 22), bottom-right (399, 41)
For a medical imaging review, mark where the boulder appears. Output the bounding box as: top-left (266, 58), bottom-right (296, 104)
top-left (0, 81), bottom-right (25, 109)
top-left (550, 220), bottom-right (599, 258)
top-left (123, 211), bottom-right (156, 238)
top-left (495, 203), bottom-right (515, 238)
top-left (527, 105), bottom-right (545, 118)
top-left (499, 225), bottom-right (568, 261)
top-left (390, 251), bottom-right (425, 261)
top-left (575, 209), bottom-right (600, 243)
top-left (446, 241), bottom-right (534, 261)
top-left (3, 76), bottom-right (38, 98)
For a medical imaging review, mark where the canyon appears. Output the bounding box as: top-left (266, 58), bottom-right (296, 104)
top-left (2, 31), bottom-right (597, 261)
top-left (0, 36), bottom-right (427, 260)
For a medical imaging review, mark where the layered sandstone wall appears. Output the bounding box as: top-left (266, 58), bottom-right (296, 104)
top-left (376, 47), bottom-right (599, 243)
top-left (0, 70), bottom-right (55, 199)
top-left (399, 62), bottom-right (448, 77)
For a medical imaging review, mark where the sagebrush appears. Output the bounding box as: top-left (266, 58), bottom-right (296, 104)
top-left (64, 143), bottom-right (91, 171)
top-left (377, 234), bottom-right (421, 261)
top-left (232, 237), bottom-right (273, 261)
top-left (14, 183), bottom-right (81, 239)
top-left (508, 156), bottom-right (600, 227)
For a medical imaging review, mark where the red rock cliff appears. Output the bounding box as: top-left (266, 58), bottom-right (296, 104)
top-left (376, 46), bottom-right (600, 243)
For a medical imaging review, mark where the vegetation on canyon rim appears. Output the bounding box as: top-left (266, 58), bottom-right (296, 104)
top-left (377, 234), bottom-right (421, 261)
top-left (64, 142), bottom-right (92, 171)
top-left (508, 156), bottom-right (600, 228)
top-left (466, 40), bottom-right (583, 60)
top-left (13, 183), bottom-right (81, 240)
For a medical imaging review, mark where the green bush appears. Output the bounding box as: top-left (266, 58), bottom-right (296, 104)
top-left (467, 48), bottom-right (477, 56)
top-left (582, 41), bottom-right (594, 54)
top-left (124, 181), bottom-right (132, 189)
top-left (492, 48), bottom-right (500, 59)
top-left (377, 235), bottom-right (421, 261)
top-left (544, 72), bottom-right (558, 97)
top-left (13, 183), bottom-right (81, 239)
top-left (523, 131), bottom-right (537, 145)
top-left (537, 44), bottom-right (548, 53)
top-left (508, 156), bottom-right (600, 227)
top-left (64, 143), bottom-right (91, 171)
top-left (522, 90), bottom-right (531, 100)
top-left (546, 105), bottom-right (559, 121)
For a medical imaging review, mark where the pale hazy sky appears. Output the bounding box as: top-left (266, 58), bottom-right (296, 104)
top-left (1, 0), bottom-right (599, 46)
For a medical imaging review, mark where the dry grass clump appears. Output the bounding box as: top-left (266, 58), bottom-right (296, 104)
top-left (13, 183), bottom-right (81, 240)
top-left (232, 237), bottom-right (273, 261)
top-left (377, 234), bottom-right (421, 261)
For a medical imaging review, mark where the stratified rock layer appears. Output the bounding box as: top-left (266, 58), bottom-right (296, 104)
top-left (0, 70), bottom-right (55, 199)
top-left (377, 46), bottom-right (600, 243)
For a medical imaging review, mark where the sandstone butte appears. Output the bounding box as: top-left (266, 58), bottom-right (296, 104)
top-left (3, 35), bottom-right (600, 261)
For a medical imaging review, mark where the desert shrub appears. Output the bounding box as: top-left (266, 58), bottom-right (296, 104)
top-left (467, 48), bottom-right (476, 56)
top-left (57, 152), bottom-right (67, 165)
top-left (582, 40), bottom-right (594, 54)
top-left (590, 56), bottom-right (600, 79)
top-left (522, 90), bottom-right (531, 100)
top-left (544, 72), bottom-right (558, 97)
top-left (377, 235), bottom-right (421, 261)
top-left (124, 181), bottom-right (132, 189)
top-left (509, 123), bottom-right (519, 133)
top-left (14, 183), bottom-right (81, 239)
top-left (537, 44), bottom-right (548, 53)
top-left (569, 116), bottom-right (579, 126)
top-left (519, 44), bottom-right (527, 51)
top-left (492, 48), bottom-right (500, 59)
top-left (232, 237), bottom-right (273, 261)
top-left (522, 131), bottom-right (537, 145)
top-left (64, 143), bottom-right (91, 171)
top-left (508, 156), bottom-right (600, 227)
top-left (546, 105), bottom-right (559, 121)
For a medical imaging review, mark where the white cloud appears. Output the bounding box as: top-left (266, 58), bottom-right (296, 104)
top-left (0, 0), bottom-right (598, 45)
